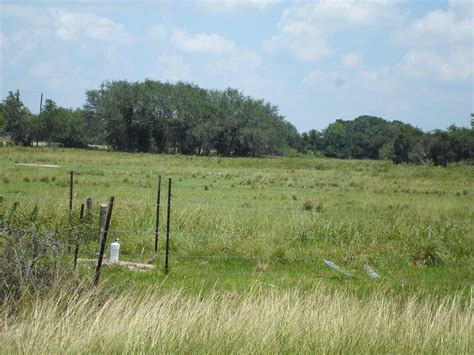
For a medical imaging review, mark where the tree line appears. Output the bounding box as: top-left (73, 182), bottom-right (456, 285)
top-left (1, 80), bottom-right (473, 166)
top-left (0, 90), bottom-right (86, 149)
top-left (299, 116), bottom-right (474, 167)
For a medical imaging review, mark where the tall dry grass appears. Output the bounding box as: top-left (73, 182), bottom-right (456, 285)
top-left (1, 285), bottom-right (472, 353)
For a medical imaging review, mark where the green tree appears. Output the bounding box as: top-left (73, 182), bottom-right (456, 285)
top-left (322, 120), bottom-right (348, 158)
top-left (0, 104), bottom-right (6, 134)
top-left (446, 125), bottom-right (474, 162)
top-left (425, 131), bottom-right (451, 167)
top-left (37, 99), bottom-right (62, 144)
top-left (1, 90), bottom-right (33, 145)
top-left (392, 124), bottom-right (425, 164)
top-left (61, 109), bottom-right (88, 148)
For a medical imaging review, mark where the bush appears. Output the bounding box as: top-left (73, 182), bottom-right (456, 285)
top-left (0, 225), bottom-right (69, 301)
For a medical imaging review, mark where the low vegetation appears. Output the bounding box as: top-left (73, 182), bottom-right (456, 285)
top-left (1, 284), bottom-right (472, 353)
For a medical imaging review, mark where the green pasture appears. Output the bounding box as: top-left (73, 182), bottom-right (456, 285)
top-left (0, 146), bottom-right (473, 298)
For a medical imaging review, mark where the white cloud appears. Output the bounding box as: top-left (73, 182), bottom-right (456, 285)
top-left (447, 0), bottom-right (473, 18)
top-left (0, 4), bottom-right (47, 25)
top-left (342, 52), bottom-right (362, 69)
top-left (265, 30), bottom-right (330, 62)
top-left (157, 54), bottom-right (191, 82)
top-left (0, 32), bottom-right (7, 68)
top-left (395, 7), bottom-right (471, 49)
top-left (303, 69), bottom-right (346, 88)
top-left (52, 9), bottom-right (132, 43)
top-left (170, 29), bottom-right (236, 55)
top-left (0, 32), bottom-right (7, 47)
top-left (394, 0), bottom-right (473, 83)
top-left (150, 24), bottom-right (167, 41)
top-left (1, 27), bottom-right (53, 65)
top-left (265, 0), bottom-right (403, 62)
top-left (165, 27), bottom-right (262, 72)
top-left (304, 64), bottom-right (401, 95)
top-left (400, 49), bottom-right (471, 82)
top-left (211, 49), bottom-right (262, 72)
top-left (198, 0), bottom-right (277, 14)
top-left (30, 62), bottom-right (82, 87)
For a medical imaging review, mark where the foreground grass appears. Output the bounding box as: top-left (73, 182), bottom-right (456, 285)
top-left (2, 285), bottom-right (472, 354)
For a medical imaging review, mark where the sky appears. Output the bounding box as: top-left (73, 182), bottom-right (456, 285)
top-left (1, 0), bottom-right (473, 132)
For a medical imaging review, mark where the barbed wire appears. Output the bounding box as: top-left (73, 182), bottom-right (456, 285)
top-left (2, 222), bottom-right (450, 245)
top-left (3, 185), bottom-right (471, 206)
top-left (2, 195), bottom-right (472, 224)
top-left (105, 230), bottom-right (383, 243)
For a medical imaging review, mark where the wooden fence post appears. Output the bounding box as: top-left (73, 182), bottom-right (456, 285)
top-left (97, 203), bottom-right (107, 242)
top-left (94, 197), bottom-right (115, 286)
top-left (86, 197), bottom-right (93, 215)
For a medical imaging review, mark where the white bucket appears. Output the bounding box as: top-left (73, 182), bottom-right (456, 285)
top-left (110, 239), bottom-right (120, 262)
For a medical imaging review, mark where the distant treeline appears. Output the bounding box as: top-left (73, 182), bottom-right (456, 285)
top-left (1, 80), bottom-right (473, 166)
top-left (299, 116), bottom-right (474, 167)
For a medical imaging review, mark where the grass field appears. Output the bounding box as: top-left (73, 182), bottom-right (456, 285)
top-left (1, 146), bottom-right (473, 352)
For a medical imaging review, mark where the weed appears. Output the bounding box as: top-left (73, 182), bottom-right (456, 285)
top-left (315, 202), bottom-right (325, 212)
top-left (412, 244), bottom-right (445, 266)
top-left (255, 260), bottom-right (269, 272)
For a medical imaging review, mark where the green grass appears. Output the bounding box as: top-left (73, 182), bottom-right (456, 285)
top-left (1, 146), bottom-right (473, 352)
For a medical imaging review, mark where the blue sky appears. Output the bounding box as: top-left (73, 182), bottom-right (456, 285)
top-left (1, 0), bottom-right (472, 132)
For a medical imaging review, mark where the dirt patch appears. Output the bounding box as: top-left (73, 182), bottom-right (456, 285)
top-left (15, 163), bottom-right (60, 168)
top-left (78, 258), bottom-right (155, 271)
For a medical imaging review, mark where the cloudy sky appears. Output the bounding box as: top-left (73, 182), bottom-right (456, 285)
top-left (1, 0), bottom-right (472, 131)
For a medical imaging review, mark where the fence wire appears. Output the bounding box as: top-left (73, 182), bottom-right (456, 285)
top-left (2, 194), bottom-right (472, 224)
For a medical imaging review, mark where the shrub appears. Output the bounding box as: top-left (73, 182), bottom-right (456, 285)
top-left (0, 226), bottom-right (69, 302)
top-left (302, 199), bottom-right (314, 211)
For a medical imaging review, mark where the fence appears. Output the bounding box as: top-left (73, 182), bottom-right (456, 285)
top-left (1, 170), bottom-right (472, 282)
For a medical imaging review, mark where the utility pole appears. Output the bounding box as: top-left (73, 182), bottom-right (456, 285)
top-left (36, 93), bottom-right (44, 147)
top-left (39, 92), bottom-right (43, 114)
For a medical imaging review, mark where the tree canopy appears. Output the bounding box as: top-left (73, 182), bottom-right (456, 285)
top-left (83, 80), bottom-right (298, 156)
top-left (1, 84), bottom-right (472, 166)
top-left (299, 115), bottom-right (473, 166)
